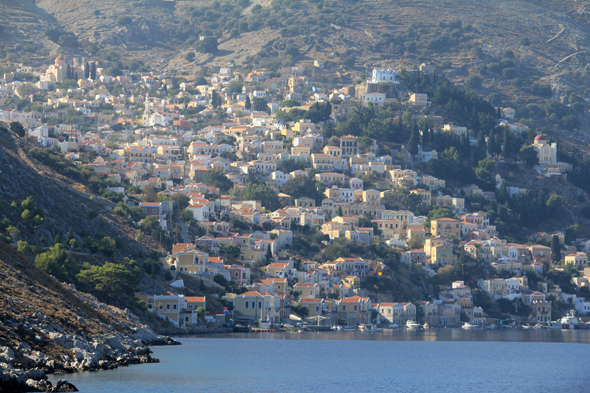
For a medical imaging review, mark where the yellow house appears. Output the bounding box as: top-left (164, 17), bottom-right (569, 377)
top-left (342, 276), bottom-right (360, 290)
top-left (156, 145), bottom-right (182, 161)
top-left (311, 154), bottom-right (334, 172)
top-left (336, 295), bottom-right (370, 325)
top-left (431, 244), bottom-right (455, 265)
top-left (262, 140), bottom-right (284, 154)
top-left (565, 252), bottom-right (588, 268)
top-left (298, 298), bottom-right (326, 318)
top-left (430, 218), bottom-right (460, 238)
top-left (323, 145), bottom-right (342, 158)
top-left (315, 172), bottom-right (345, 184)
top-left (332, 216), bottom-right (360, 227)
top-left (136, 291), bottom-right (185, 327)
top-left (291, 145), bottom-right (311, 157)
top-left (361, 189), bottom-right (381, 204)
top-left (263, 262), bottom-right (292, 278)
top-left (241, 247), bottom-right (265, 265)
top-left (233, 291), bottom-right (282, 324)
top-left (259, 278), bottom-right (289, 296)
top-left (280, 128), bottom-right (294, 138)
top-left (294, 283), bottom-right (320, 298)
top-left (410, 188), bottom-right (431, 207)
top-left (168, 249), bottom-right (210, 274)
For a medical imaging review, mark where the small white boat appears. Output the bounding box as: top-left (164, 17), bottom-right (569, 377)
top-left (343, 326), bottom-right (356, 331)
top-left (406, 320), bottom-right (421, 330)
top-left (461, 323), bottom-right (475, 329)
top-left (332, 325), bottom-right (343, 331)
top-left (423, 323), bottom-right (430, 330)
top-left (383, 324), bottom-right (399, 329)
top-left (359, 324), bottom-right (383, 333)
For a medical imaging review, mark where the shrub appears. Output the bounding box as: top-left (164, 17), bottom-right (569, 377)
top-left (116, 16), bottom-right (133, 26)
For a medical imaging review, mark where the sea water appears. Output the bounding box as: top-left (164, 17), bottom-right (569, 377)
top-left (51, 330), bottom-right (590, 392)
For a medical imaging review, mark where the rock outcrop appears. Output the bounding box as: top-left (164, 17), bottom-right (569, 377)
top-left (0, 242), bottom-right (179, 392)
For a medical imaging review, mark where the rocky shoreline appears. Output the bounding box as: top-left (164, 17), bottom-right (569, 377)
top-left (0, 327), bottom-right (180, 392)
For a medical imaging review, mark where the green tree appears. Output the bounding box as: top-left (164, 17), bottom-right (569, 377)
top-left (17, 240), bottom-right (30, 254)
top-left (76, 262), bottom-right (141, 304)
top-left (546, 193), bottom-right (563, 218)
top-left (475, 158), bottom-right (496, 190)
top-left (184, 52), bottom-right (195, 61)
top-left (35, 243), bottom-right (71, 281)
top-left (90, 63), bottom-right (97, 80)
top-left (211, 90), bottom-right (221, 109)
top-left (223, 244), bottom-right (241, 261)
top-left (437, 265), bottom-right (455, 285)
top-left (407, 128), bottom-right (419, 156)
top-left (252, 97), bottom-right (268, 113)
top-left (519, 145), bottom-right (539, 167)
top-left (7, 226), bottom-right (20, 242)
top-left (203, 169), bottom-right (234, 193)
top-left (327, 136), bottom-right (340, 147)
top-left (197, 37), bottom-right (218, 54)
top-left (69, 238), bottom-right (80, 251)
top-left (10, 121), bottom-right (25, 137)
top-left (228, 80), bottom-right (244, 93)
top-left (245, 95), bottom-right (251, 110)
top-left (465, 74), bottom-right (482, 89)
top-left (550, 235), bottom-right (561, 263)
top-left (98, 237), bottom-right (117, 256)
top-left (140, 216), bottom-right (161, 233)
top-left (181, 209), bottom-right (194, 222)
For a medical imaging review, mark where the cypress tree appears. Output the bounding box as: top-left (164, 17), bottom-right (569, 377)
top-left (90, 63), bottom-right (97, 80)
top-left (212, 90), bottom-right (219, 109)
top-left (502, 129), bottom-right (510, 158)
top-left (475, 130), bottom-right (486, 161)
top-left (550, 235), bottom-right (561, 264)
top-left (488, 129), bottom-right (497, 156)
top-left (245, 95), bottom-right (251, 110)
top-left (407, 128), bottom-right (419, 156)
top-left (84, 62), bottom-right (90, 79)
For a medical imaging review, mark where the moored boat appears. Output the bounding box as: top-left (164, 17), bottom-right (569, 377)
top-left (406, 320), bottom-right (421, 330)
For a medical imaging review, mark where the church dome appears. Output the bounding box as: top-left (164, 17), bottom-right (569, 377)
top-left (534, 134), bottom-right (546, 142)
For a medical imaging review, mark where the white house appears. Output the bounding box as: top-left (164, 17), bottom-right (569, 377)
top-left (271, 171), bottom-right (289, 187)
top-left (363, 92), bottom-right (386, 107)
top-left (371, 68), bottom-right (398, 83)
top-left (187, 202), bottom-right (211, 222)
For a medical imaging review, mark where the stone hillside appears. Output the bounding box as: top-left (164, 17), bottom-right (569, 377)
top-left (0, 127), bottom-right (155, 261)
top-left (0, 241), bottom-right (177, 392)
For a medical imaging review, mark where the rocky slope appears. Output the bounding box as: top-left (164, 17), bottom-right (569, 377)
top-left (0, 127), bottom-right (156, 261)
top-left (0, 241), bottom-right (178, 392)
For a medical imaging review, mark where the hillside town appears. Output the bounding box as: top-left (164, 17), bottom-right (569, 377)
top-left (3, 55), bottom-right (590, 331)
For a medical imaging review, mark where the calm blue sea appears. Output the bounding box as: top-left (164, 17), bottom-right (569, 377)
top-left (51, 330), bottom-right (590, 393)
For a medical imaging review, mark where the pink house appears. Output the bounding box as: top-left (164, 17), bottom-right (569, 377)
top-left (227, 264), bottom-right (251, 286)
top-left (139, 202), bottom-right (164, 220)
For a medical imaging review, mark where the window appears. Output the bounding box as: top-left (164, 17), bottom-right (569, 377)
top-left (166, 304), bottom-right (170, 310)
top-left (342, 305), bottom-right (346, 311)
top-left (245, 302), bottom-right (249, 310)
top-left (173, 304), bottom-right (177, 310)
top-left (354, 305), bottom-right (357, 311)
